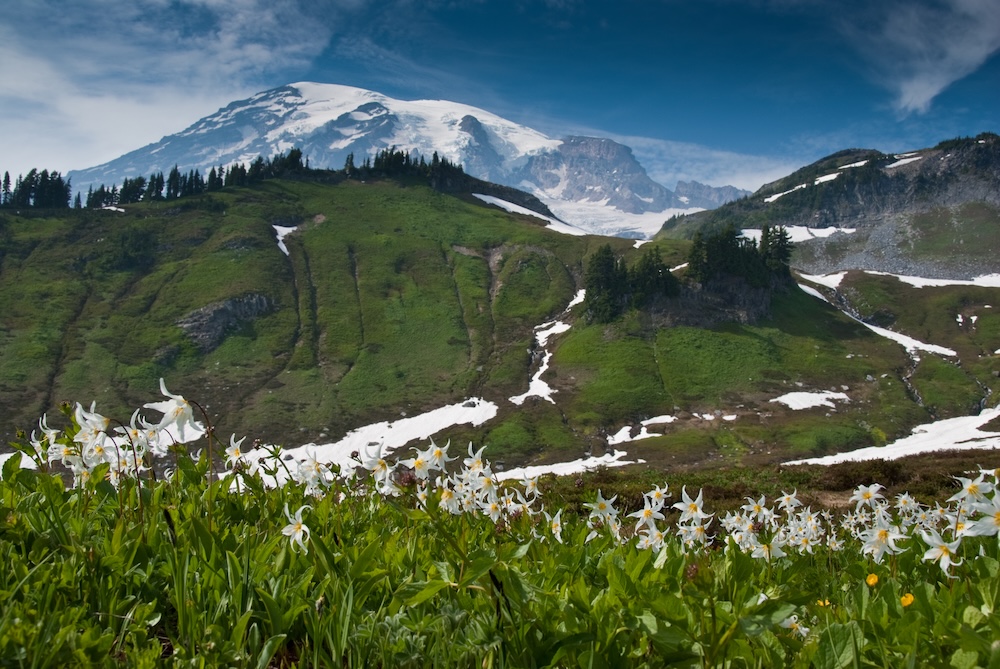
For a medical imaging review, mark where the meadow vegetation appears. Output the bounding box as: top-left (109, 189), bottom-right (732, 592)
top-left (3, 387), bottom-right (1000, 667)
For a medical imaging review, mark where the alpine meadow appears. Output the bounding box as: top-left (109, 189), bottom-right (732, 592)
top-left (2, 81), bottom-right (1000, 666)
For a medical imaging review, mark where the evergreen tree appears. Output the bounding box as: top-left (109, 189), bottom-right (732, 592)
top-left (629, 247), bottom-right (678, 306)
top-left (166, 166), bottom-right (181, 199)
top-left (760, 224), bottom-right (792, 274)
top-left (584, 244), bottom-right (627, 323)
top-left (2, 171), bottom-right (10, 205)
top-left (74, 192), bottom-right (82, 209)
top-left (687, 231), bottom-right (709, 283)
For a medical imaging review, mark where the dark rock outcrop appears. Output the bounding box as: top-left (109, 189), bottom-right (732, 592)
top-left (177, 293), bottom-right (274, 352)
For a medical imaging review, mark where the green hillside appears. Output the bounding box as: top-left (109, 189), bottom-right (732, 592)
top-left (2, 176), bottom-right (998, 469)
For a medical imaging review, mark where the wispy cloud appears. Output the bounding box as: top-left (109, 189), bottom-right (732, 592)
top-left (844, 0), bottom-right (1000, 114)
top-left (0, 0), bottom-right (355, 176)
top-left (600, 134), bottom-right (802, 193)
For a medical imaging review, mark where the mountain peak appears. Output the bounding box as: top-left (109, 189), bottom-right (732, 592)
top-left (67, 82), bottom-right (747, 237)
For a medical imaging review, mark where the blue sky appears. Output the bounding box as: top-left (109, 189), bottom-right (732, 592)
top-left (2, 0), bottom-right (998, 191)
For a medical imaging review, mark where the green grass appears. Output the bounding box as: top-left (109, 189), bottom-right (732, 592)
top-left (908, 203), bottom-right (1000, 261)
top-left (553, 312), bottom-right (669, 427)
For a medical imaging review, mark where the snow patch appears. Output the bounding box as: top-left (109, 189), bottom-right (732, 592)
top-left (764, 183), bottom-right (807, 203)
top-left (641, 415), bottom-right (677, 426)
top-left (472, 194), bottom-right (588, 237)
top-left (741, 226), bottom-right (855, 244)
top-left (241, 397), bottom-right (499, 482)
top-left (607, 425), bottom-right (662, 445)
top-left (863, 271), bottom-right (1000, 289)
top-left (885, 155), bottom-right (922, 168)
top-left (785, 405), bottom-right (1000, 465)
top-left (539, 196), bottom-right (702, 239)
top-left (273, 225), bottom-right (297, 256)
top-left (797, 284), bottom-right (828, 302)
top-left (799, 284), bottom-right (957, 358)
top-left (814, 172), bottom-right (840, 185)
top-left (770, 391), bottom-right (849, 410)
top-left (564, 289), bottom-right (586, 311)
top-left (799, 271), bottom-right (848, 289)
top-left (495, 450), bottom-right (645, 482)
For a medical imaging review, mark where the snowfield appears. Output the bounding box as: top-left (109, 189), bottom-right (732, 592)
top-left (785, 406), bottom-right (1000, 465)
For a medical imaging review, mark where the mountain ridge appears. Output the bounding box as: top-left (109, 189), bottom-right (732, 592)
top-left (659, 133), bottom-right (1000, 278)
top-left (66, 82), bottom-right (749, 236)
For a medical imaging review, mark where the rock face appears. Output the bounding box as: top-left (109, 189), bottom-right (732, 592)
top-left (515, 137), bottom-right (685, 214)
top-left (177, 293), bottom-right (274, 352)
top-left (675, 180), bottom-right (751, 209)
top-left (649, 278), bottom-right (783, 329)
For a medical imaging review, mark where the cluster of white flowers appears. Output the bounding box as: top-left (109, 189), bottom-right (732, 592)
top-left (15, 380), bottom-right (1000, 581)
top-left (25, 379), bottom-right (206, 488)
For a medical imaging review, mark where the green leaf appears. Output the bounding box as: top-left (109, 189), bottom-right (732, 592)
top-left (962, 605), bottom-right (985, 628)
top-left (458, 554), bottom-right (497, 589)
top-left (349, 540), bottom-right (382, 579)
top-left (255, 588), bottom-right (286, 636)
top-left (404, 579), bottom-right (451, 607)
top-left (950, 648), bottom-right (979, 669)
top-left (503, 540), bottom-right (532, 562)
top-left (740, 602), bottom-right (796, 637)
top-left (255, 634), bottom-right (287, 669)
top-left (1, 452), bottom-right (22, 482)
top-left (815, 622), bottom-right (863, 669)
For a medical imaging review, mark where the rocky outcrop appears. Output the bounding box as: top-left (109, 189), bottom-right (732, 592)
top-left (517, 136), bottom-right (685, 214)
top-left (648, 277), bottom-right (782, 329)
top-left (675, 180), bottom-right (750, 209)
top-left (177, 293), bottom-right (274, 352)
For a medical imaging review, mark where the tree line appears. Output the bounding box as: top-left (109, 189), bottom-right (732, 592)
top-left (82, 148), bottom-right (309, 208)
top-left (343, 147), bottom-right (465, 182)
top-left (584, 245), bottom-right (680, 323)
top-left (583, 224), bottom-right (792, 323)
top-left (687, 224), bottom-right (792, 288)
top-left (1, 169), bottom-right (72, 208)
top-left (3, 146), bottom-right (462, 211)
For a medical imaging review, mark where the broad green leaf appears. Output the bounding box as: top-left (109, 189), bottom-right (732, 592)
top-left (404, 579), bottom-right (451, 607)
top-left (950, 648), bottom-right (979, 669)
top-left (255, 634), bottom-right (287, 669)
top-left (815, 622), bottom-right (863, 669)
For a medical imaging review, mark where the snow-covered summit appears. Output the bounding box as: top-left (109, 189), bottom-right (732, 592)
top-left (67, 82), bottom-right (747, 236)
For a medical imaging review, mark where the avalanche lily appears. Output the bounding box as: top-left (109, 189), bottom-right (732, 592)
top-left (282, 503), bottom-right (312, 553)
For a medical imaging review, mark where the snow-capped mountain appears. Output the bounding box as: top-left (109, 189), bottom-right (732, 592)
top-left (68, 82), bottom-right (748, 237)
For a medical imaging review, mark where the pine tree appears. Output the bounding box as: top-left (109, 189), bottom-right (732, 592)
top-left (584, 244), bottom-right (627, 323)
top-left (2, 171), bottom-right (10, 205)
top-left (166, 166), bottom-right (181, 199)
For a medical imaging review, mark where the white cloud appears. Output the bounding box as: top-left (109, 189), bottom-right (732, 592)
top-left (0, 0), bottom-right (348, 177)
top-left (846, 0), bottom-right (1000, 114)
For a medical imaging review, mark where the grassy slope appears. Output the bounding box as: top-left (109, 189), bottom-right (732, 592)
top-left (2, 179), bottom-right (999, 474)
top-left (0, 180), bottom-right (605, 446)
